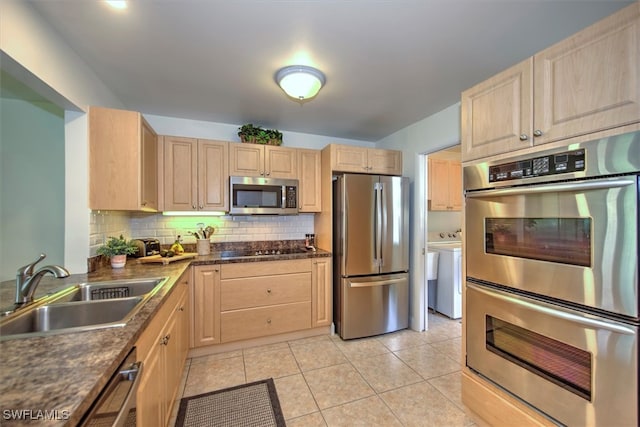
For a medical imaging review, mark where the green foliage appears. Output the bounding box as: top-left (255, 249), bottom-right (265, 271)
top-left (97, 235), bottom-right (138, 256)
top-left (238, 123), bottom-right (282, 145)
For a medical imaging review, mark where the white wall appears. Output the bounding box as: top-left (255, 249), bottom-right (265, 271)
top-left (145, 114), bottom-right (374, 149)
top-left (0, 98), bottom-right (65, 282)
top-left (376, 102), bottom-right (461, 331)
top-left (1, 0), bottom-right (127, 274)
top-left (0, 1), bottom-right (123, 112)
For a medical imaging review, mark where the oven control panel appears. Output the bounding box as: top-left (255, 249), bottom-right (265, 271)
top-left (489, 148), bottom-right (586, 183)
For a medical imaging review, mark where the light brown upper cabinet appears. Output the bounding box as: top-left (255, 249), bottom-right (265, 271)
top-left (462, 3), bottom-right (640, 162)
top-left (328, 144), bottom-right (403, 175)
top-left (298, 148), bottom-right (322, 212)
top-left (89, 106), bottom-right (158, 211)
top-left (163, 136), bottom-right (229, 212)
top-left (428, 158), bottom-right (462, 211)
top-left (229, 143), bottom-right (297, 179)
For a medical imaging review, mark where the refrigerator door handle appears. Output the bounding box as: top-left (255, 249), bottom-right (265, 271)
top-left (349, 277), bottom-right (406, 288)
top-left (374, 182), bottom-right (383, 267)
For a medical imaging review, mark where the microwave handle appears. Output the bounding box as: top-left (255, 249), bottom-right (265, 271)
top-left (466, 178), bottom-right (633, 198)
top-left (467, 282), bottom-right (636, 335)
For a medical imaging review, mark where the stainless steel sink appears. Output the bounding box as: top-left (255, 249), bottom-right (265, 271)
top-left (0, 277), bottom-right (168, 340)
top-left (0, 297), bottom-right (143, 338)
top-left (53, 277), bottom-right (167, 303)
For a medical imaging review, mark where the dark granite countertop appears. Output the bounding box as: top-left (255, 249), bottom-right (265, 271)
top-left (0, 248), bottom-right (331, 426)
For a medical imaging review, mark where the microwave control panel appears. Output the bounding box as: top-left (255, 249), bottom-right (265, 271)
top-left (489, 148), bottom-right (586, 183)
top-left (285, 186), bottom-right (297, 208)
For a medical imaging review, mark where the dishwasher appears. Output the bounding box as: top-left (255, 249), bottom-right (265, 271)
top-left (81, 348), bottom-right (142, 427)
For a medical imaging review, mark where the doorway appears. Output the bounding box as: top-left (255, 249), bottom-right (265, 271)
top-left (414, 144), bottom-right (462, 331)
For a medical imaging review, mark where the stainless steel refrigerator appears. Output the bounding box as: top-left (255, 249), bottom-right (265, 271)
top-left (333, 174), bottom-right (409, 339)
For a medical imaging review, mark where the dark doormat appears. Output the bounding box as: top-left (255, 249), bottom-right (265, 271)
top-left (175, 378), bottom-right (286, 427)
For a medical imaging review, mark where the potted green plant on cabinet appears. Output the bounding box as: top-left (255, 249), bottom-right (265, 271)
top-left (97, 235), bottom-right (138, 268)
top-left (238, 124), bottom-right (283, 145)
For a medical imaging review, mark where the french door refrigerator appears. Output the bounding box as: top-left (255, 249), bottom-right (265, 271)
top-left (333, 174), bottom-right (409, 339)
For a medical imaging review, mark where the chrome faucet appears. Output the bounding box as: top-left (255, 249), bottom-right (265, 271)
top-left (15, 254), bottom-right (70, 305)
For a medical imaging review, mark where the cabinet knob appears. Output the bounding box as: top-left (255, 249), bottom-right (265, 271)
top-left (267, 288), bottom-right (272, 294)
top-left (519, 134), bottom-right (529, 141)
top-left (266, 171), bottom-right (270, 176)
top-left (533, 129), bottom-right (543, 137)
top-left (266, 318), bottom-right (272, 324)
top-left (199, 204), bottom-right (204, 209)
top-left (260, 171), bottom-right (264, 176)
top-left (178, 306), bottom-right (184, 312)
top-left (192, 204), bottom-right (197, 210)
top-left (141, 201), bottom-right (147, 206)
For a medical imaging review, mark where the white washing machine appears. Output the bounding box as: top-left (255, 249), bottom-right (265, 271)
top-left (429, 242), bottom-right (462, 319)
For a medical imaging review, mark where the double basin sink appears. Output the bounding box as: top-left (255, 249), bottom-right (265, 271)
top-left (0, 277), bottom-right (168, 341)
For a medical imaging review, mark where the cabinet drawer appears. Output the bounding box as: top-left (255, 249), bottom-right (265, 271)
top-left (221, 302), bottom-right (311, 342)
top-left (221, 272), bottom-right (311, 310)
top-left (221, 259), bottom-right (311, 279)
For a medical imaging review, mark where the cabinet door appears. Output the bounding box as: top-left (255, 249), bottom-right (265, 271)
top-left (137, 334), bottom-right (164, 426)
top-left (198, 140), bottom-right (229, 211)
top-left (534, 3), bottom-right (640, 145)
top-left (429, 159), bottom-right (462, 211)
top-left (312, 258), bottom-right (332, 327)
top-left (448, 161), bottom-right (462, 211)
top-left (164, 136), bottom-right (197, 211)
top-left (331, 145), bottom-right (369, 173)
top-left (89, 106), bottom-right (157, 211)
top-left (367, 148), bottom-right (403, 175)
top-left (265, 146), bottom-right (297, 178)
top-left (162, 311), bottom-right (181, 422)
top-left (461, 58), bottom-right (533, 161)
top-left (298, 149), bottom-right (322, 212)
top-left (428, 158), bottom-right (451, 211)
top-left (229, 143), bottom-right (264, 177)
top-left (141, 118), bottom-right (158, 211)
top-left (191, 266), bottom-right (221, 347)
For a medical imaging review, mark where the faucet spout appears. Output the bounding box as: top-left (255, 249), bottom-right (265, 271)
top-left (15, 255), bottom-right (70, 305)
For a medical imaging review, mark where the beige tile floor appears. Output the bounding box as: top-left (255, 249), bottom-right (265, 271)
top-left (171, 313), bottom-right (478, 426)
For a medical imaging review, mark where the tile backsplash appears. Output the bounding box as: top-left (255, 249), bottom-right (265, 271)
top-left (90, 211), bottom-right (315, 255)
top-left (90, 211), bottom-right (131, 256)
top-left (130, 213), bottom-right (315, 245)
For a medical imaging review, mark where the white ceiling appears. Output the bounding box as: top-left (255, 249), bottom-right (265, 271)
top-left (27, 0), bottom-right (633, 142)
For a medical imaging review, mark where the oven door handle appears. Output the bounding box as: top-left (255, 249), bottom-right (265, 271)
top-left (468, 283), bottom-right (636, 335)
top-left (465, 178), bottom-right (633, 198)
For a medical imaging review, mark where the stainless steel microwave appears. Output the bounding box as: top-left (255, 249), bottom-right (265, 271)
top-left (230, 176), bottom-right (299, 215)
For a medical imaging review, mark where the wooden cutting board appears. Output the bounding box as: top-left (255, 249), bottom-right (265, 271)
top-left (138, 252), bottom-right (197, 265)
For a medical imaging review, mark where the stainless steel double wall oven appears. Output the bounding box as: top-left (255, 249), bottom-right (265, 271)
top-left (464, 131), bottom-right (639, 426)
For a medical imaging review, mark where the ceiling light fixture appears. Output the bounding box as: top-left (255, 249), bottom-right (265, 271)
top-left (105, 0), bottom-right (127, 10)
top-left (275, 65), bottom-right (326, 101)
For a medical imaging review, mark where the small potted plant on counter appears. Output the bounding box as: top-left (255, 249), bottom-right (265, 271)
top-left (97, 235), bottom-right (138, 268)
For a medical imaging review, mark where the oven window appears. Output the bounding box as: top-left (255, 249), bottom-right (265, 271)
top-left (485, 218), bottom-right (591, 267)
top-left (486, 316), bottom-right (592, 400)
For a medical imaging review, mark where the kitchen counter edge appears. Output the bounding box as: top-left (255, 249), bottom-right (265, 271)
top-left (0, 249), bottom-right (331, 426)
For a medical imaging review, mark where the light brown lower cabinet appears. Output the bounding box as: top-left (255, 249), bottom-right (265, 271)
top-left (136, 273), bottom-right (189, 426)
top-left (191, 265), bottom-right (221, 347)
top-left (312, 258), bottom-right (332, 327)
top-left (190, 258), bottom-right (332, 348)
